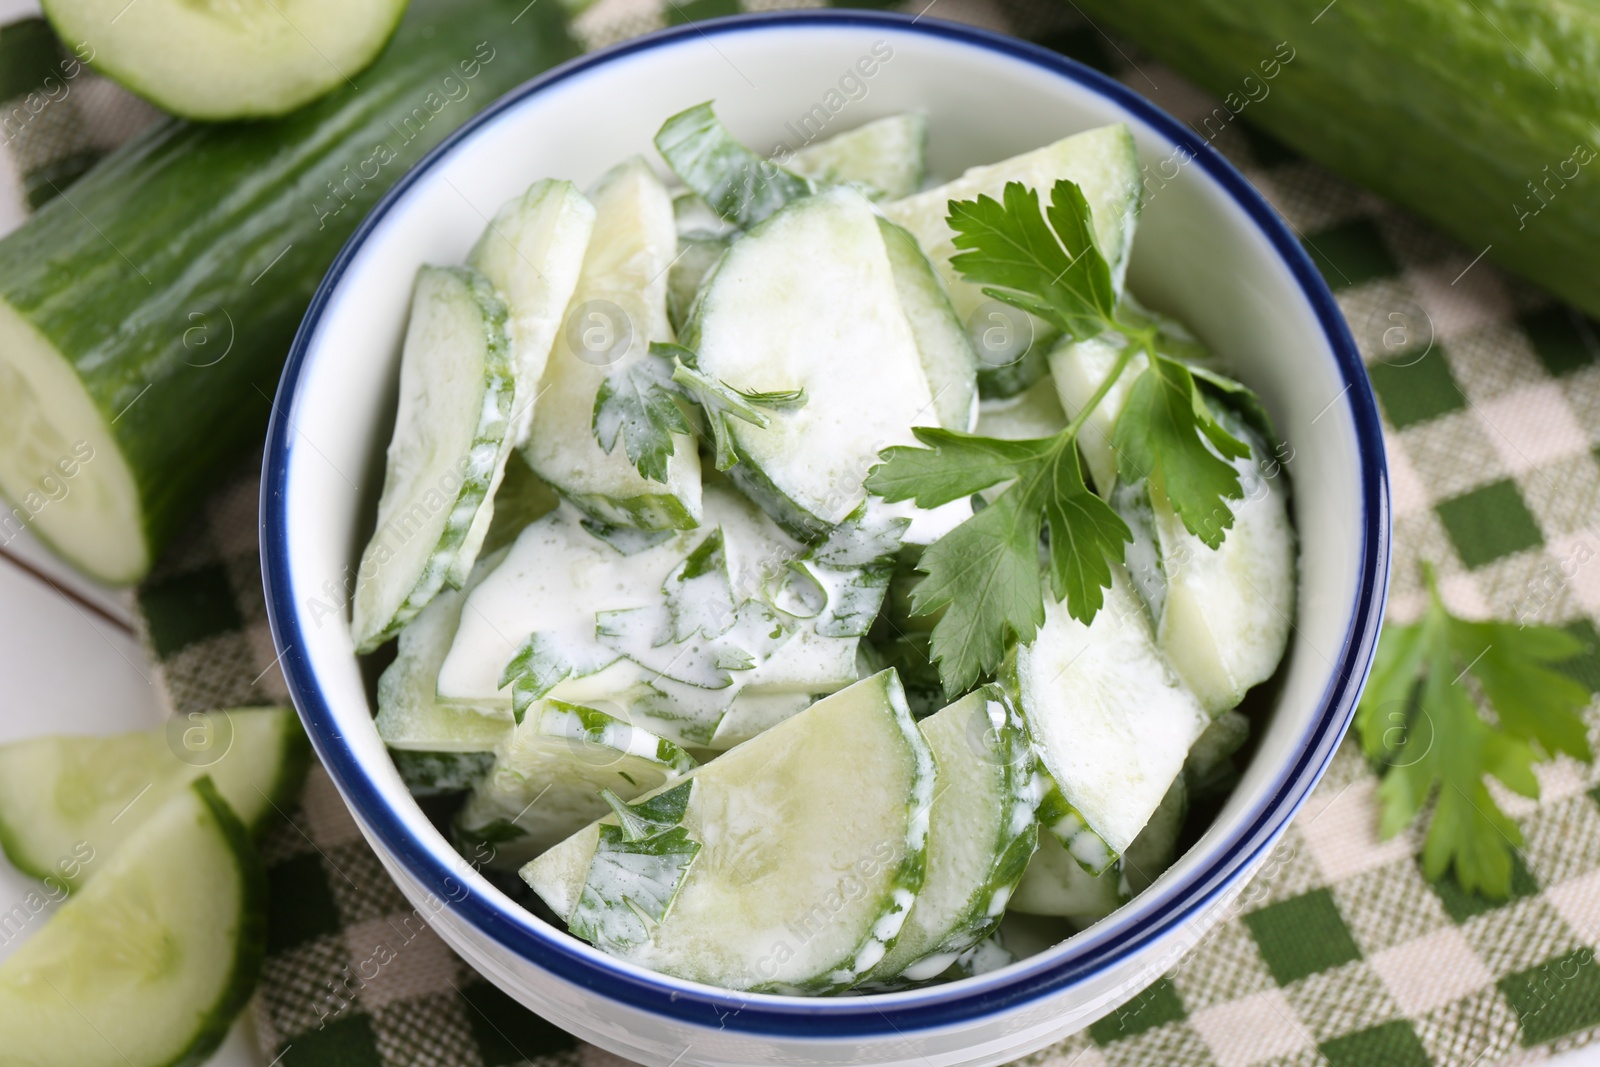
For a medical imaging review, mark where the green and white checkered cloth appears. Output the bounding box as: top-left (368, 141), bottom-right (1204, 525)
top-left (5, 0), bottom-right (1600, 1063)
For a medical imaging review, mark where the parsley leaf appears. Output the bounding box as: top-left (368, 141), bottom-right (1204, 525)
top-left (1357, 565), bottom-right (1595, 897)
top-left (498, 632), bottom-right (622, 722)
top-left (593, 343), bottom-right (804, 480)
top-left (1113, 354), bottom-right (1249, 549)
top-left (591, 350), bottom-right (692, 484)
top-left (570, 781), bottom-right (702, 954)
top-left (947, 180), bottom-right (1116, 340)
top-left (655, 102), bottom-right (816, 228)
top-left (869, 428), bottom-right (1130, 693)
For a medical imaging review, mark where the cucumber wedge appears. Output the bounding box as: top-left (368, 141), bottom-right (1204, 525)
top-left (1146, 418), bottom-right (1295, 715)
top-left (788, 113), bottom-right (928, 200)
top-left (1009, 823), bottom-right (1126, 924)
top-left (524, 670), bottom-right (935, 993)
top-left (1120, 776), bottom-right (1187, 897)
top-left (523, 157), bottom-right (702, 530)
top-left (1036, 779), bottom-right (1117, 876)
top-left (863, 686), bottom-right (1037, 986)
top-left (376, 549), bottom-right (514, 797)
top-left (685, 186), bottom-right (940, 534)
top-left (975, 375), bottom-right (1069, 442)
top-left (468, 179), bottom-right (596, 445)
top-left (881, 125), bottom-right (1141, 398)
top-left (1047, 331), bottom-right (1147, 493)
top-left (878, 218), bottom-right (980, 432)
top-left (0, 707), bottom-right (306, 888)
top-left (0, 779), bottom-right (265, 1067)
top-left (351, 265), bottom-right (515, 652)
top-left (456, 700), bottom-right (696, 869)
top-left (42, 0), bottom-right (406, 120)
top-left (1008, 574), bottom-right (1209, 857)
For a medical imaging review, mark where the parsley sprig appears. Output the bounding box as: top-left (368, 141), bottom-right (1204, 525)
top-left (1356, 564), bottom-right (1593, 897)
top-left (866, 179), bottom-right (1254, 694)
top-left (592, 341), bottom-right (804, 481)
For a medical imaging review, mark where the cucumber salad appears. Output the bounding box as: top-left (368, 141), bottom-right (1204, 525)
top-left (356, 103), bottom-right (1296, 994)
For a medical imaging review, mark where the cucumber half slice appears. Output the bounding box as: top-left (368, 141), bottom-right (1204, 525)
top-left (43, 0), bottom-right (407, 120)
top-left (376, 549), bottom-right (514, 797)
top-left (0, 706), bottom-right (307, 888)
top-left (1008, 574), bottom-right (1209, 857)
top-left (351, 265), bottom-right (516, 652)
top-left (685, 186), bottom-right (941, 535)
top-left (524, 670), bottom-right (935, 993)
top-left (787, 113), bottom-right (928, 201)
top-left (456, 700), bottom-right (697, 869)
top-left (863, 685), bottom-right (1038, 986)
top-left (0, 778), bottom-right (266, 1067)
top-left (522, 157), bottom-right (703, 530)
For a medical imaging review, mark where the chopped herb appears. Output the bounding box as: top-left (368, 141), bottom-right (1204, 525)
top-left (570, 781), bottom-right (702, 953)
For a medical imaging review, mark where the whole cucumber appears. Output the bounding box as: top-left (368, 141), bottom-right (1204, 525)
top-left (1071, 0), bottom-right (1600, 314)
top-left (0, 0), bottom-right (576, 583)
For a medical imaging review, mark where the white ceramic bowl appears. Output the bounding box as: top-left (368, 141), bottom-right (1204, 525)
top-left (261, 12), bottom-right (1390, 1066)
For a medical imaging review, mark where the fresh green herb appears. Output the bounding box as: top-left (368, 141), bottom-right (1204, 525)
top-left (498, 632), bottom-right (621, 721)
top-left (867, 179), bottom-right (1255, 692)
top-left (570, 781), bottom-right (702, 953)
top-left (1356, 565), bottom-right (1594, 897)
top-left (592, 342), bottom-right (804, 481)
top-left (655, 102), bottom-right (816, 228)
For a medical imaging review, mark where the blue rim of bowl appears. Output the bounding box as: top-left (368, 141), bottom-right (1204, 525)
top-left (263, 8), bottom-right (1390, 1039)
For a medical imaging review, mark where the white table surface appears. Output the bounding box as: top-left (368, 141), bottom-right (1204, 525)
top-left (0, 3), bottom-right (1594, 1063)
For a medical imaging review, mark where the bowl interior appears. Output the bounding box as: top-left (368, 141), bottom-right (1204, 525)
top-left (267, 14), bottom-right (1382, 1017)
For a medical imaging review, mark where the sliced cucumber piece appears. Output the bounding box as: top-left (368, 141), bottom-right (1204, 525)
top-left (0, 779), bottom-right (265, 1067)
top-left (1186, 709), bottom-right (1250, 790)
top-left (1009, 821), bottom-right (1126, 924)
top-left (1008, 574), bottom-right (1209, 856)
top-left (468, 179), bottom-right (596, 445)
top-left (1120, 776), bottom-right (1187, 897)
top-left (434, 504), bottom-right (687, 709)
top-left (523, 157), bottom-right (702, 530)
top-left (351, 265), bottom-right (515, 652)
top-left (975, 375), bottom-right (1069, 441)
top-left (0, 707), bottom-right (306, 888)
top-left (456, 700), bottom-right (696, 869)
top-left (882, 125), bottom-right (1141, 391)
top-left (705, 690), bottom-right (816, 749)
top-left (1148, 418), bottom-right (1295, 715)
top-left (685, 186), bottom-right (940, 534)
top-left (666, 232), bottom-right (728, 336)
top-left (1048, 331), bottom-right (1148, 493)
top-left (878, 218), bottom-right (979, 432)
top-left (1036, 779), bottom-right (1118, 876)
top-left (787, 113), bottom-right (928, 200)
top-left (376, 549), bottom-right (514, 797)
top-left (524, 670), bottom-right (935, 993)
top-left (42, 0), bottom-right (406, 120)
top-left (864, 686), bottom-right (1037, 985)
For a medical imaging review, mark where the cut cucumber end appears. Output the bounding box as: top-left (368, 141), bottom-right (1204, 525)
top-left (0, 778), bottom-right (266, 1067)
top-left (43, 0), bottom-right (409, 120)
top-left (0, 297), bottom-right (147, 584)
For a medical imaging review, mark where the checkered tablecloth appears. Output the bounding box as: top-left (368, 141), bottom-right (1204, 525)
top-left (4, 0), bottom-right (1600, 1064)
